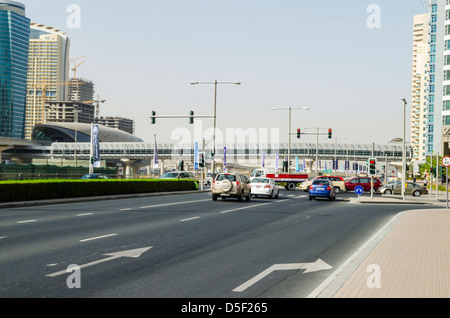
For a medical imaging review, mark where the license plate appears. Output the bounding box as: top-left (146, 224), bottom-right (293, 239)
top-left (317, 187), bottom-right (325, 191)
top-left (221, 193), bottom-right (230, 197)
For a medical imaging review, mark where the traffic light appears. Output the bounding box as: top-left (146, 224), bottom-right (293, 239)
top-left (431, 167), bottom-right (436, 177)
top-left (179, 160), bottom-right (184, 171)
top-left (189, 110), bottom-right (194, 124)
top-left (328, 128), bottom-right (332, 139)
top-left (369, 158), bottom-right (376, 175)
top-left (150, 111), bottom-right (156, 124)
top-left (282, 161), bottom-right (288, 172)
top-left (90, 157), bottom-right (94, 164)
top-left (199, 152), bottom-right (205, 168)
top-left (297, 129), bottom-right (301, 139)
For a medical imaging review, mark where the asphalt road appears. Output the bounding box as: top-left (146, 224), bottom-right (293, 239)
top-left (0, 190), bottom-right (434, 299)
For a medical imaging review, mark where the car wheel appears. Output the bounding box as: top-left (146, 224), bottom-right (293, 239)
top-left (269, 190), bottom-right (273, 199)
top-left (246, 191), bottom-right (251, 201)
top-left (275, 190), bottom-right (279, 199)
top-left (413, 190), bottom-right (421, 197)
top-left (287, 183), bottom-right (296, 191)
top-left (238, 191), bottom-right (244, 201)
top-left (335, 187), bottom-right (340, 193)
top-left (212, 194), bottom-right (218, 201)
top-left (385, 189), bottom-right (392, 195)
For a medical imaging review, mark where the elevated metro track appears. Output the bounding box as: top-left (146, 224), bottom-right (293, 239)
top-left (1, 140), bottom-right (412, 164)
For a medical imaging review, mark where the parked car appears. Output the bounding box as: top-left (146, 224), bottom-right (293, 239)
top-left (158, 171), bottom-right (195, 179)
top-left (212, 173), bottom-right (251, 201)
top-left (301, 175), bottom-right (347, 193)
top-left (345, 177), bottom-right (382, 192)
top-left (80, 173), bottom-right (111, 179)
top-left (309, 179), bottom-right (336, 201)
top-left (377, 181), bottom-right (428, 197)
top-left (250, 177), bottom-right (279, 199)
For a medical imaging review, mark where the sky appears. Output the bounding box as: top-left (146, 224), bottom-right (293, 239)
top-left (19, 0), bottom-right (429, 147)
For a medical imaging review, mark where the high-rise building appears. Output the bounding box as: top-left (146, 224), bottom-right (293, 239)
top-left (45, 101), bottom-right (95, 124)
top-left (0, 1), bottom-right (30, 139)
top-left (94, 116), bottom-right (135, 135)
top-left (25, 22), bottom-right (70, 140)
top-left (419, 0), bottom-right (450, 157)
top-left (410, 13), bottom-right (430, 162)
top-left (68, 78), bottom-right (94, 103)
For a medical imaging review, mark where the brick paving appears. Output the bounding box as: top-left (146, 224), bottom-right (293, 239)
top-left (333, 209), bottom-right (450, 298)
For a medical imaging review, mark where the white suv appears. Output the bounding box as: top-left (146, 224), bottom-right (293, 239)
top-left (212, 173), bottom-right (251, 201)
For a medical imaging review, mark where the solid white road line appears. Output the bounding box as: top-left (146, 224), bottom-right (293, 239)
top-left (17, 219), bottom-right (37, 224)
top-left (140, 199), bottom-right (210, 209)
top-left (79, 233), bottom-right (117, 242)
top-left (219, 202), bottom-right (273, 214)
top-left (180, 216), bottom-right (200, 222)
top-left (76, 213), bottom-right (93, 216)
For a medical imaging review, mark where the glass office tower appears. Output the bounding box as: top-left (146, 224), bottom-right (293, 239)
top-left (0, 1), bottom-right (30, 139)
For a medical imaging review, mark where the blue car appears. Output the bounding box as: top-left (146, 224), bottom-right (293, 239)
top-left (309, 179), bottom-right (336, 201)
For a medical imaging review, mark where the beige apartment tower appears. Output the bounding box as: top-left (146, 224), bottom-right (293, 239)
top-left (410, 13), bottom-right (429, 163)
top-left (25, 23), bottom-right (70, 140)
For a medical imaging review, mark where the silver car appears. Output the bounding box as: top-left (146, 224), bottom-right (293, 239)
top-left (377, 180), bottom-right (428, 197)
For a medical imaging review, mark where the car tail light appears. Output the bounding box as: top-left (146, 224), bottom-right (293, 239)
top-left (327, 186), bottom-right (331, 190)
top-left (264, 185), bottom-right (270, 188)
top-left (236, 181), bottom-right (240, 189)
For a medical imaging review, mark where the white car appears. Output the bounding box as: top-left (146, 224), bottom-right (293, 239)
top-left (250, 177), bottom-right (279, 198)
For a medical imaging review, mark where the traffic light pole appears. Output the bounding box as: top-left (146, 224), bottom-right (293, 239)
top-left (300, 128), bottom-right (333, 177)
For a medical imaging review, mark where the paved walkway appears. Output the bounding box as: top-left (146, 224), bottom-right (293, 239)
top-left (311, 191), bottom-right (450, 298)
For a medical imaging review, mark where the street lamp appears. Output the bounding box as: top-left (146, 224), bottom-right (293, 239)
top-left (270, 107), bottom-right (309, 174)
top-left (191, 80), bottom-right (241, 174)
top-left (401, 98), bottom-right (407, 201)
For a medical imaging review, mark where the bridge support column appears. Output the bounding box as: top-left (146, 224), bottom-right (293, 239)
top-left (121, 159), bottom-right (137, 179)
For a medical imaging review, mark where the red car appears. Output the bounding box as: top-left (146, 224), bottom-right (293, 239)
top-left (345, 177), bottom-right (382, 192)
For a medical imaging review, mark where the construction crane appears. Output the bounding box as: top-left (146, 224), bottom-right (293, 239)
top-left (70, 56), bottom-right (85, 79)
top-left (71, 60), bottom-right (85, 79)
top-left (83, 95), bottom-right (106, 118)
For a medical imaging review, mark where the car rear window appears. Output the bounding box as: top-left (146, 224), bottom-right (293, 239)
top-left (312, 180), bottom-right (330, 185)
top-left (217, 174), bottom-right (237, 182)
top-left (252, 178), bottom-right (269, 183)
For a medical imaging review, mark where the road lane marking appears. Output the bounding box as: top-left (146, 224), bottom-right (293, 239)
top-left (180, 216), bottom-right (200, 222)
top-left (0, 236), bottom-right (6, 240)
top-left (233, 260), bottom-right (333, 292)
top-left (77, 213), bottom-right (93, 216)
top-left (140, 199), bottom-right (210, 209)
top-left (46, 246), bottom-right (152, 277)
top-left (219, 202), bottom-right (272, 214)
top-left (79, 233), bottom-right (117, 242)
top-left (17, 219), bottom-right (37, 224)
top-left (120, 208), bottom-right (132, 211)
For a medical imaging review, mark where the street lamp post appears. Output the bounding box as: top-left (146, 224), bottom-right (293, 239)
top-left (73, 109), bottom-right (81, 166)
top-left (270, 107), bottom-right (309, 174)
top-left (191, 81), bottom-right (241, 175)
top-left (401, 98), bottom-right (407, 201)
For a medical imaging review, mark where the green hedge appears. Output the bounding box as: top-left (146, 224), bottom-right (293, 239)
top-left (0, 179), bottom-right (199, 203)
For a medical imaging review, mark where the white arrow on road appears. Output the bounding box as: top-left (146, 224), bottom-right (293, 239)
top-left (46, 246), bottom-right (152, 277)
top-left (233, 259), bottom-right (332, 292)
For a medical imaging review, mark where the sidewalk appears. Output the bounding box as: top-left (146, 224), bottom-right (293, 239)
top-left (311, 191), bottom-right (450, 298)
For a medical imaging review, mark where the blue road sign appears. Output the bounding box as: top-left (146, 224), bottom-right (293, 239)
top-left (355, 185), bottom-right (364, 195)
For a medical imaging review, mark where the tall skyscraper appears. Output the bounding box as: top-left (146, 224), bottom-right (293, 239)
top-left (410, 13), bottom-right (429, 162)
top-left (25, 22), bottom-right (70, 140)
top-left (419, 0), bottom-right (450, 157)
top-left (0, 1), bottom-right (30, 139)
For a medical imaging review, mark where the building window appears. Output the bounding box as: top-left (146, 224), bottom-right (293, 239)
top-left (431, 45), bottom-right (436, 53)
